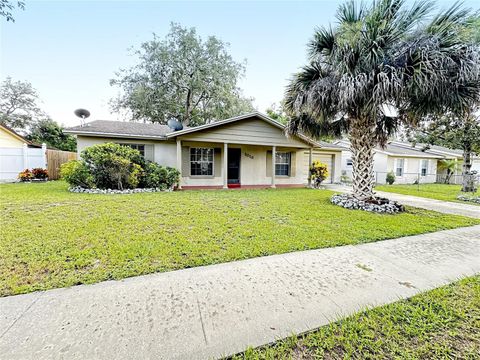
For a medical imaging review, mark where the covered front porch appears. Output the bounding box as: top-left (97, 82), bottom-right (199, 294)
top-left (175, 139), bottom-right (313, 189)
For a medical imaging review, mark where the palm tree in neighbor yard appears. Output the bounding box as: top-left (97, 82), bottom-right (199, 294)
top-left (285, 0), bottom-right (480, 200)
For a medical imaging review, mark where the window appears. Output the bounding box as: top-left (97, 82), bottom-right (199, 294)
top-left (421, 159), bottom-right (428, 176)
top-left (275, 152), bottom-right (291, 176)
top-left (346, 158), bottom-right (353, 166)
top-left (395, 159), bottom-right (404, 176)
top-left (190, 148), bottom-right (213, 176)
top-left (119, 143), bottom-right (145, 157)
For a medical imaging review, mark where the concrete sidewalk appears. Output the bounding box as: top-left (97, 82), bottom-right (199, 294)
top-left (1, 226), bottom-right (480, 360)
top-left (325, 184), bottom-right (480, 218)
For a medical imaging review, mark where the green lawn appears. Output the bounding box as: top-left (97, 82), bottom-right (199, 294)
top-left (233, 276), bottom-right (480, 359)
top-left (0, 181), bottom-right (478, 297)
top-left (376, 183), bottom-right (479, 205)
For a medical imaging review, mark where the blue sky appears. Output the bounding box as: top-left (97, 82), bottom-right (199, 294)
top-left (1, 0), bottom-right (478, 126)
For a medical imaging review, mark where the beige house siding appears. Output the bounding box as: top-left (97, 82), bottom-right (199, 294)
top-left (177, 118), bottom-right (308, 148)
top-left (73, 116), bottom-right (343, 188)
top-left (0, 127), bottom-right (25, 148)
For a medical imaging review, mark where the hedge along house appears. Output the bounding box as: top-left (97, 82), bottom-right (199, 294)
top-left (65, 112), bottom-right (343, 189)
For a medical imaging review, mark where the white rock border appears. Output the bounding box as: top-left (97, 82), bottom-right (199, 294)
top-left (331, 193), bottom-right (405, 214)
top-left (456, 194), bottom-right (480, 204)
top-left (69, 186), bottom-right (173, 194)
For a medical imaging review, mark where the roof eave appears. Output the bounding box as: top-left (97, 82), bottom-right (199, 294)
top-left (64, 130), bottom-right (168, 140)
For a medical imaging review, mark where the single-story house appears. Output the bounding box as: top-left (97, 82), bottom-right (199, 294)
top-left (335, 139), bottom-right (480, 184)
top-left (65, 112), bottom-right (344, 189)
top-left (0, 124), bottom-right (46, 182)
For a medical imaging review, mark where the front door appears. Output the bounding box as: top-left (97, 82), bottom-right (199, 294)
top-left (227, 148), bottom-right (241, 185)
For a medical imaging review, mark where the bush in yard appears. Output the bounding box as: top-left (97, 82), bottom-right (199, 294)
top-left (81, 143), bottom-right (145, 190)
top-left (18, 169), bottom-right (33, 182)
top-left (141, 162), bottom-right (180, 189)
top-left (310, 160), bottom-right (328, 188)
top-left (386, 171), bottom-right (396, 185)
top-left (60, 160), bottom-right (94, 188)
top-left (31, 168), bottom-right (48, 180)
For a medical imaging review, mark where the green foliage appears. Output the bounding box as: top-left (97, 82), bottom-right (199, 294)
top-left (27, 118), bottom-right (77, 151)
top-left (0, 0), bottom-right (25, 22)
top-left (386, 171), bottom-right (396, 185)
top-left (309, 160), bottom-right (329, 187)
top-left (1, 182), bottom-right (477, 296)
top-left (141, 162), bottom-right (180, 189)
top-left (110, 23), bottom-right (254, 126)
top-left (60, 161), bottom-right (94, 189)
top-left (81, 143), bottom-right (145, 190)
top-left (0, 77), bottom-right (44, 131)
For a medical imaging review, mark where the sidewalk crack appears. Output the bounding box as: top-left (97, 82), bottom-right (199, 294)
top-left (0, 292), bottom-right (44, 340)
top-left (196, 297), bottom-right (208, 345)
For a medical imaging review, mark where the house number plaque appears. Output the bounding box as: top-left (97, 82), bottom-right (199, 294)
top-left (244, 152), bottom-right (254, 159)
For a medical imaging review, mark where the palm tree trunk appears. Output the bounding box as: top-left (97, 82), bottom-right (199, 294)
top-left (350, 117), bottom-right (376, 200)
top-left (461, 148), bottom-right (474, 192)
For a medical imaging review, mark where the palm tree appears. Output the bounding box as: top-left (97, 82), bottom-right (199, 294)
top-left (284, 0), bottom-right (480, 200)
top-left (438, 159), bottom-right (459, 184)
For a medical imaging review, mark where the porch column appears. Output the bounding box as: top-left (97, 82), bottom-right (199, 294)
top-left (223, 142), bottom-right (228, 189)
top-left (308, 147), bottom-right (313, 187)
top-left (176, 139), bottom-right (182, 190)
top-left (271, 145), bottom-right (276, 188)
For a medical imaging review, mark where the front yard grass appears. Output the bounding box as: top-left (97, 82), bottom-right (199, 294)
top-left (1, 181), bottom-right (478, 297)
top-left (376, 183), bottom-right (479, 205)
top-left (233, 276), bottom-right (480, 359)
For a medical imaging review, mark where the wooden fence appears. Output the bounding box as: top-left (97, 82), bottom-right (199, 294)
top-left (46, 149), bottom-right (77, 180)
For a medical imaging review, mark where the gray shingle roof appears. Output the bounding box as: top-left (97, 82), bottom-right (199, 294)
top-left (65, 120), bottom-right (179, 138)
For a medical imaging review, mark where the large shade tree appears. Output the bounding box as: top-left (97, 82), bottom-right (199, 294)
top-left (284, 0), bottom-right (480, 200)
top-left (111, 23), bottom-right (254, 126)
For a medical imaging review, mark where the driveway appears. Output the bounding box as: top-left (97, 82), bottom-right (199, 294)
top-left (325, 184), bottom-right (480, 218)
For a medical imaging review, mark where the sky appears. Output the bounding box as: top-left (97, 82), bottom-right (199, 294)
top-left (1, 0), bottom-right (478, 127)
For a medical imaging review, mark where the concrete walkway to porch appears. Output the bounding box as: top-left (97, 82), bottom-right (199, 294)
top-left (1, 225), bottom-right (479, 360)
top-left (325, 184), bottom-right (480, 219)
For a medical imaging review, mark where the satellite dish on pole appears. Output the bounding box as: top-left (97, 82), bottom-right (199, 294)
top-left (74, 108), bottom-right (91, 126)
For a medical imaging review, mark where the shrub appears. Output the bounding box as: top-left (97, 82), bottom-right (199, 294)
top-left (18, 169), bottom-right (33, 182)
top-left (31, 168), bottom-right (48, 180)
top-left (60, 160), bottom-right (94, 188)
top-left (310, 160), bottom-right (329, 187)
top-left (81, 143), bottom-right (145, 190)
top-left (141, 162), bottom-right (180, 189)
top-left (386, 171), bottom-right (396, 185)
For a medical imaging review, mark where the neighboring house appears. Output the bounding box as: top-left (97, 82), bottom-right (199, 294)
top-left (0, 124), bottom-right (46, 182)
top-left (65, 112), bottom-right (344, 189)
top-left (335, 139), bottom-right (464, 184)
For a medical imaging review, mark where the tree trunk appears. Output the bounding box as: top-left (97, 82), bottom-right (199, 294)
top-left (350, 118), bottom-right (377, 200)
top-left (461, 149), bottom-right (475, 192)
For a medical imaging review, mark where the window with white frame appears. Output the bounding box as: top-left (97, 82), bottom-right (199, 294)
top-left (395, 159), bottom-right (405, 176)
top-left (190, 148), bottom-right (213, 176)
top-left (420, 159), bottom-right (428, 176)
top-left (275, 152), bottom-right (291, 176)
top-left (118, 143), bottom-right (145, 157)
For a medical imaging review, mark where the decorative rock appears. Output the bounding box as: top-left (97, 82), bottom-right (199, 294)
top-left (456, 194), bottom-right (480, 204)
top-left (331, 193), bottom-right (405, 214)
top-left (68, 186), bottom-right (171, 194)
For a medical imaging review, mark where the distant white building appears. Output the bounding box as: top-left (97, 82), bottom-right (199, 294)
top-left (334, 140), bottom-right (478, 184)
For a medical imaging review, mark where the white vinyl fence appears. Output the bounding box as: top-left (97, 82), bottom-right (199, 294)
top-left (0, 143), bottom-right (47, 181)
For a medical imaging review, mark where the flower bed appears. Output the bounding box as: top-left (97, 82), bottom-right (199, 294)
top-left (331, 193), bottom-right (405, 214)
